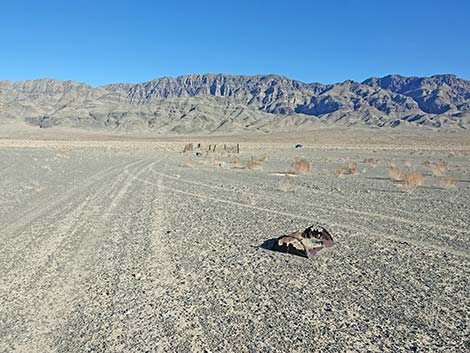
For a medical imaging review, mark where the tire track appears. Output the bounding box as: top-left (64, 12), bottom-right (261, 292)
top-left (51, 160), bottom-right (170, 352)
top-left (134, 172), bottom-right (470, 259)
top-left (150, 163), bottom-right (470, 237)
top-left (0, 159), bottom-right (148, 276)
top-left (0, 159), bottom-right (158, 352)
top-left (1, 158), bottom-right (145, 243)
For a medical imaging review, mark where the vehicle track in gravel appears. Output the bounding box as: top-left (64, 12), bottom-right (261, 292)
top-left (149, 163), bottom-right (470, 236)
top-left (146, 161), bottom-right (470, 258)
top-left (0, 158), bottom-right (161, 352)
top-left (1, 146), bottom-right (468, 352)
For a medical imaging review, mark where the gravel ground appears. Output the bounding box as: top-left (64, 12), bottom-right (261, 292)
top-left (0, 139), bottom-right (469, 352)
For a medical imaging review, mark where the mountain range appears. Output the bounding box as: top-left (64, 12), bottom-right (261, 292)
top-left (1, 73), bottom-right (469, 133)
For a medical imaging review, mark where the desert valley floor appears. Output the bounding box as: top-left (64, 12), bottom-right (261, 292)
top-left (0, 128), bottom-right (469, 352)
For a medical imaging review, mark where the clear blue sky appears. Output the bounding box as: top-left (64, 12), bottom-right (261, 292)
top-left (1, 0), bottom-right (469, 86)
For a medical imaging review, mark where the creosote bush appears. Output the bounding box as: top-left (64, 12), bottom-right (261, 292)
top-left (438, 176), bottom-right (457, 189)
top-left (363, 158), bottom-right (381, 168)
top-left (291, 157), bottom-right (311, 174)
top-left (387, 162), bottom-right (402, 181)
top-left (335, 161), bottom-right (359, 176)
top-left (403, 172), bottom-right (424, 192)
top-left (421, 160), bottom-right (432, 168)
top-left (347, 161), bottom-right (359, 175)
top-left (245, 159), bottom-right (263, 169)
top-left (335, 166), bottom-right (346, 177)
top-left (431, 160), bottom-right (448, 176)
top-left (244, 155), bottom-right (268, 169)
top-left (212, 159), bottom-right (223, 168)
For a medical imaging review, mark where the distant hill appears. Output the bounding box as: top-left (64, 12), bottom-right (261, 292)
top-left (1, 74), bottom-right (469, 133)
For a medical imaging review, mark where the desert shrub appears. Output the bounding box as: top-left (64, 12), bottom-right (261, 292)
top-left (363, 158), bottom-right (381, 168)
top-left (347, 161), bottom-right (359, 175)
top-left (431, 160), bottom-right (448, 176)
top-left (245, 155), bottom-right (268, 169)
top-left (212, 159), bottom-right (222, 168)
top-left (291, 157), bottom-right (311, 174)
top-left (421, 160), bottom-right (432, 168)
top-left (371, 159), bottom-right (381, 167)
top-left (403, 172), bottom-right (424, 192)
top-left (448, 151), bottom-right (465, 158)
top-left (335, 161), bottom-right (359, 176)
top-left (335, 166), bottom-right (346, 177)
top-left (245, 159), bottom-right (262, 169)
top-left (388, 165), bottom-right (402, 181)
top-left (230, 158), bottom-right (245, 169)
top-left (404, 160), bottom-right (412, 169)
top-left (322, 157), bottom-right (340, 163)
top-left (438, 176), bottom-right (457, 189)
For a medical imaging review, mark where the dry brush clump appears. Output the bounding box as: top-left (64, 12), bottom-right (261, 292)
top-left (402, 172), bottom-right (424, 193)
top-left (387, 162), bottom-right (402, 181)
top-left (245, 159), bottom-right (262, 169)
top-left (321, 157), bottom-right (336, 163)
top-left (244, 155), bottom-right (268, 170)
top-left (421, 159), bottom-right (449, 176)
top-left (212, 159), bottom-right (223, 168)
top-left (448, 151), bottom-right (465, 158)
top-left (363, 158), bottom-right (381, 168)
top-left (421, 160), bottom-right (432, 168)
top-left (404, 160), bottom-right (413, 169)
top-left (430, 160), bottom-right (448, 176)
top-left (230, 158), bottom-right (245, 169)
top-left (335, 161), bottom-right (359, 177)
top-left (290, 157), bottom-right (311, 174)
top-left (347, 161), bottom-right (359, 175)
top-left (438, 176), bottom-right (457, 189)
top-left (223, 155), bottom-right (267, 170)
top-left (335, 166), bottom-right (346, 177)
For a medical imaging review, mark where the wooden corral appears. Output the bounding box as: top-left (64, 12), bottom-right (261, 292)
top-left (182, 143), bottom-right (240, 155)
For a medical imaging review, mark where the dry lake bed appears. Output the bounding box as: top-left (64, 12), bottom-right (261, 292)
top-left (0, 130), bottom-right (469, 352)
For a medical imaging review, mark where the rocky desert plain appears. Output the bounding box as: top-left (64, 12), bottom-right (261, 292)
top-left (0, 75), bottom-right (469, 352)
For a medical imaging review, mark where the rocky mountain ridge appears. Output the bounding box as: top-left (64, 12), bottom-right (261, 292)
top-left (1, 73), bottom-right (469, 133)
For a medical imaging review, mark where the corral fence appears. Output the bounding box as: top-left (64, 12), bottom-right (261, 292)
top-left (182, 143), bottom-right (240, 155)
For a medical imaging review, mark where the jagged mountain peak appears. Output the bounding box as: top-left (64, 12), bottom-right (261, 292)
top-left (1, 73), bottom-right (469, 131)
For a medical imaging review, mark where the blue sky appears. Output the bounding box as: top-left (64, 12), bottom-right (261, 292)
top-left (1, 0), bottom-right (469, 86)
